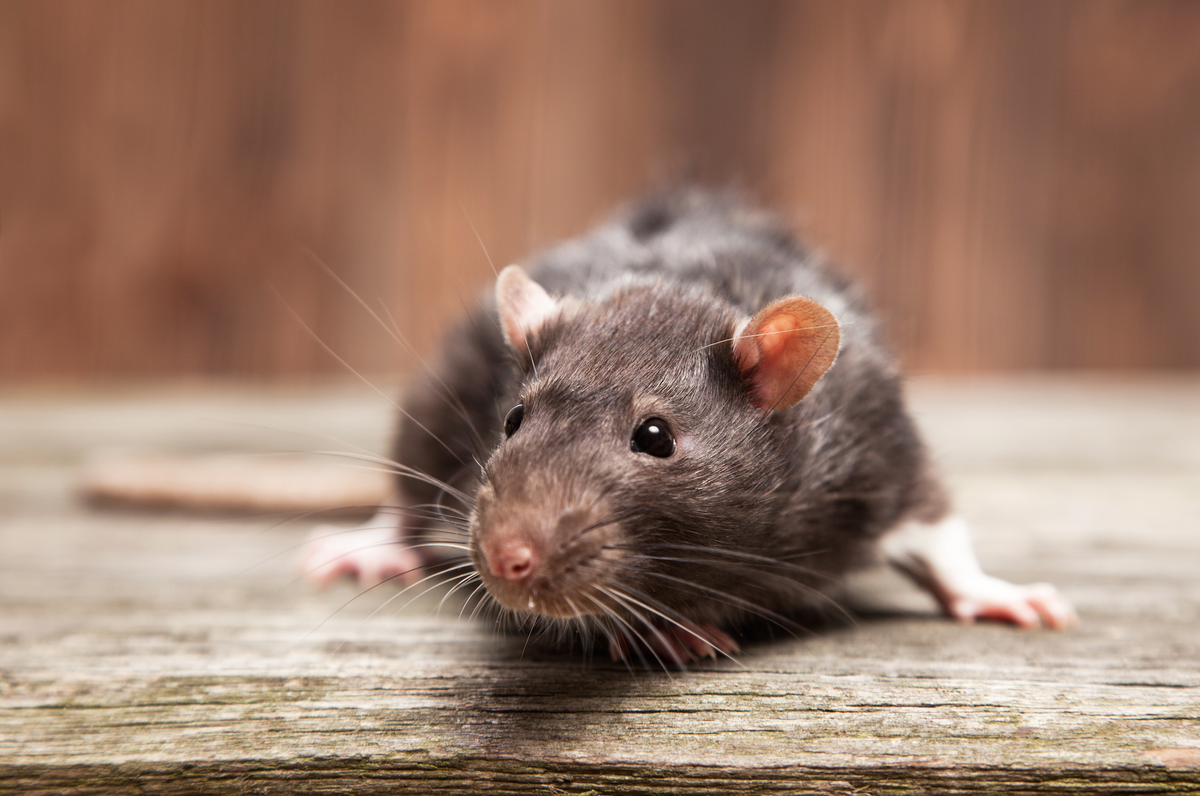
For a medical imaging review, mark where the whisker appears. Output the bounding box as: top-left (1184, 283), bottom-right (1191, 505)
top-left (268, 285), bottom-right (471, 469)
top-left (602, 585), bottom-right (742, 666)
top-left (370, 561), bottom-right (480, 620)
top-left (459, 579), bottom-right (491, 622)
top-left (606, 562), bottom-right (831, 638)
top-left (468, 586), bottom-right (499, 624)
top-left (436, 571), bottom-right (483, 615)
top-left (291, 539), bottom-right (469, 586)
top-left (614, 553), bottom-right (838, 614)
top-left (768, 325), bottom-right (838, 414)
top-left (610, 542), bottom-right (834, 578)
top-left (247, 502), bottom-right (422, 537)
top-left (300, 247), bottom-right (490, 458)
top-left (559, 596), bottom-right (595, 662)
top-left (379, 503), bottom-right (471, 524)
top-left (253, 519), bottom-right (466, 575)
top-left (594, 587), bottom-right (681, 675)
top-left (328, 565), bottom-right (479, 654)
top-left (582, 592), bottom-right (669, 675)
top-left (562, 510), bottom-right (636, 547)
top-left (288, 560), bottom-right (436, 653)
top-left (430, 474), bottom-right (476, 527)
top-left (460, 202), bottom-right (500, 278)
top-left (697, 321), bottom-right (849, 352)
top-left (309, 450), bottom-right (476, 508)
top-left (424, 570), bottom-right (483, 618)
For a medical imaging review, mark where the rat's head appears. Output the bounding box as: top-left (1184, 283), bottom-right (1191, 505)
top-left (468, 265), bottom-right (840, 630)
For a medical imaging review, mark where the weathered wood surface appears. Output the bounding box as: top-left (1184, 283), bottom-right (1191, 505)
top-left (2, 378), bottom-right (1199, 794)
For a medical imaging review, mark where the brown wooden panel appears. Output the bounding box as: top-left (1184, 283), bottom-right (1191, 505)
top-left (1, 0), bottom-right (1198, 378)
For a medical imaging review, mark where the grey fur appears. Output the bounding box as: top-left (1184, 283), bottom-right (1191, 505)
top-left (394, 189), bottom-right (947, 640)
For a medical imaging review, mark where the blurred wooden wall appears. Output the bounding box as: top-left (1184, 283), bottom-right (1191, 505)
top-left (2, 0), bottom-right (1199, 379)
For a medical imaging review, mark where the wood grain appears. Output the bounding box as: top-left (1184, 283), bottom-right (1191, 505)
top-left (1, 378), bottom-right (1198, 792)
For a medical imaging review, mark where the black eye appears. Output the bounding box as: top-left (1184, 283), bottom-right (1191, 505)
top-left (504, 404), bottom-right (524, 437)
top-left (631, 417), bottom-right (675, 458)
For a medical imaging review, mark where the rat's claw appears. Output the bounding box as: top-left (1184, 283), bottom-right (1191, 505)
top-left (610, 620), bottom-right (739, 665)
top-left (646, 630), bottom-right (691, 666)
top-left (943, 576), bottom-right (1077, 630)
top-left (1023, 581), bottom-right (1079, 628)
top-left (680, 621), bottom-right (740, 658)
top-left (299, 524), bottom-right (425, 588)
top-left (884, 516), bottom-right (1077, 631)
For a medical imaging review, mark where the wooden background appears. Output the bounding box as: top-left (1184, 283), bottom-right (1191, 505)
top-left (2, 0), bottom-right (1199, 379)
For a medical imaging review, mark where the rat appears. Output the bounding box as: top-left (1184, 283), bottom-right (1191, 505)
top-left (300, 189), bottom-right (1076, 664)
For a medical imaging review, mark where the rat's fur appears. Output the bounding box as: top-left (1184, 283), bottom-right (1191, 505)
top-left (300, 188), bottom-right (1075, 660)
top-left (394, 190), bottom-right (948, 638)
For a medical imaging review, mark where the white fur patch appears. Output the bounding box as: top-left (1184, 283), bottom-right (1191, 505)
top-left (881, 515), bottom-right (1077, 629)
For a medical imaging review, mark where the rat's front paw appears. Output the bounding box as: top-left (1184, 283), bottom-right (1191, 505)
top-left (610, 620), bottom-right (739, 665)
top-left (299, 524), bottom-right (425, 588)
top-left (941, 575), bottom-right (1077, 630)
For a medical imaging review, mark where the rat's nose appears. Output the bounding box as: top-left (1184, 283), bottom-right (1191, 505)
top-left (488, 541), bottom-right (538, 582)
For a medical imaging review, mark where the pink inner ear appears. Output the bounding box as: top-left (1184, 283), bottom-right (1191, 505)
top-left (757, 316), bottom-right (794, 361)
top-left (733, 296), bottom-right (840, 412)
top-left (496, 265), bottom-right (559, 357)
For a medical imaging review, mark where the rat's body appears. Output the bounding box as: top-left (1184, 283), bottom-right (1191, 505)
top-left (304, 191), bottom-right (1074, 661)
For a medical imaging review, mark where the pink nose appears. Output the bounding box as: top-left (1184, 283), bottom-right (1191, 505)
top-left (489, 542), bottom-right (537, 582)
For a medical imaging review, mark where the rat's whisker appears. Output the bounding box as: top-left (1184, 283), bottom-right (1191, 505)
top-left (301, 247), bottom-right (491, 459)
top-left (697, 320), bottom-right (848, 352)
top-left (602, 585), bottom-right (742, 666)
top-left (607, 561), bottom-right (833, 638)
top-left (270, 285), bottom-right (471, 469)
top-left (609, 542), bottom-right (837, 581)
top-left (371, 561), bottom-right (480, 620)
top-left (458, 579), bottom-right (490, 622)
top-left (594, 587), bottom-right (685, 674)
top-left (289, 562), bottom-right (434, 653)
top-left (583, 591), bottom-right (670, 675)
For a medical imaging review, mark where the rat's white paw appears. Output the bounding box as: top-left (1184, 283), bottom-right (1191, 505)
top-left (883, 516), bottom-right (1077, 631)
top-left (299, 524), bottom-right (424, 588)
top-left (941, 575), bottom-right (1077, 630)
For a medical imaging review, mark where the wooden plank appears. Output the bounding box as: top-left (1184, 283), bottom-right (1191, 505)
top-left (5, 2), bottom-right (1200, 376)
top-left (1, 378), bottom-right (1199, 793)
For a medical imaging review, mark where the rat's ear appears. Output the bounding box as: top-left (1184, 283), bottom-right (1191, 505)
top-left (731, 295), bottom-right (840, 411)
top-left (496, 265), bottom-right (559, 358)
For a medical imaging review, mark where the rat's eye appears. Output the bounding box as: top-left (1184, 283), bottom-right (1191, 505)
top-left (631, 417), bottom-right (675, 458)
top-left (503, 404), bottom-right (524, 437)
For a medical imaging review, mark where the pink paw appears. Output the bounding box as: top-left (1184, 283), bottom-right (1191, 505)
top-left (299, 524), bottom-right (425, 588)
top-left (942, 576), bottom-right (1077, 630)
top-left (610, 620), bottom-right (739, 665)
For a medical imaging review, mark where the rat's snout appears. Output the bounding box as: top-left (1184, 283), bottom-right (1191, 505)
top-left (484, 537), bottom-right (539, 582)
top-left (471, 505), bottom-right (555, 596)
top-left (470, 484), bottom-right (624, 618)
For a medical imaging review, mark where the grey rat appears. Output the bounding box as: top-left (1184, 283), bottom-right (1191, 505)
top-left (302, 190), bottom-right (1075, 662)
